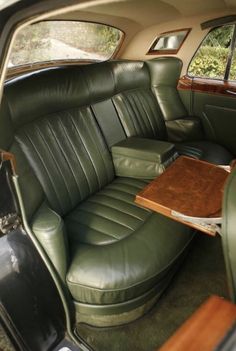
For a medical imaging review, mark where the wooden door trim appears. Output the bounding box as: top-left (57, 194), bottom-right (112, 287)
top-left (178, 75), bottom-right (236, 97)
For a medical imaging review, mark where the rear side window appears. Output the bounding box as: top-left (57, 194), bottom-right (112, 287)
top-left (188, 25), bottom-right (234, 80)
top-left (147, 29), bottom-right (191, 55)
top-left (8, 21), bottom-right (123, 67)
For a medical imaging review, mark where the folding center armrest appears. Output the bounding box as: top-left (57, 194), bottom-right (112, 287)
top-left (111, 137), bottom-right (178, 179)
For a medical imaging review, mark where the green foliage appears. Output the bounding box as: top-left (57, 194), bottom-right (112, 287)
top-left (188, 46), bottom-right (229, 79)
top-left (203, 26), bottom-right (232, 48)
top-left (9, 21), bottom-right (122, 66)
top-left (188, 25), bottom-right (236, 80)
top-left (229, 56), bottom-right (236, 80)
top-left (10, 22), bottom-right (51, 65)
top-left (95, 25), bottom-right (121, 54)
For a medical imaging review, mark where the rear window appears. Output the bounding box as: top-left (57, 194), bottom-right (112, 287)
top-left (8, 21), bottom-right (123, 67)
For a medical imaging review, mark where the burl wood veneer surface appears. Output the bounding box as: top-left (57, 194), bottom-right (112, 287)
top-left (136, 156), bottom-right (229, 218)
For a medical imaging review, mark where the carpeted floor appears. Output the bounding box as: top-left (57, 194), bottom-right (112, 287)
top-left (77, 233), bottom-right (229, 351)
top-left (0, 325), bottom-right (14, 351)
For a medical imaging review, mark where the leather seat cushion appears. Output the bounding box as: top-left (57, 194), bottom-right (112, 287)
top-left (65, 177), bottom-right (194, 305)
top-left (176, 141), bottom-right (233, 165)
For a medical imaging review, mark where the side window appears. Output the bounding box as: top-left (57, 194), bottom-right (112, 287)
top-left (188, 25), bottom-right (234, 80)
top-left (229, 47), bottom-right (236, 80)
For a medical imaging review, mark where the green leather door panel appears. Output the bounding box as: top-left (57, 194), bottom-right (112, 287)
top-left (178, 83), bottom-right (236, 155)
top-left (204, 104), bottom-right (236, 154)
top-left (192, 92), bottom-right (236, 154)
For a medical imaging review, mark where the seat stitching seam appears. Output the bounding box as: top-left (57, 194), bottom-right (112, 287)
top-left (121, 93), bottom-right (140, 135)
top-left (68, 220), bottom-right (119, 240)
top-left (56, 116), bottom-right (84, 199)
top-left (131, 91), bottom-right (151, 135)
top-left (66, 111), bottom-right (93, 194)
top-left (84, 107), bottom-right (113, 184)
top-left (139, 90), bottom-right (158, 136)
top-left (85, 198), bottom-right (143, 221)
top-left (125, 93), bottom-right (146, 135)
top-left (70, 111), bottom-right (101, 189)
top-left (19, 128), bottom-right (64, 213)
top-left (76, 208), bottom-right (135, 231)
top-left (44, 118), bottom-right (75, 208)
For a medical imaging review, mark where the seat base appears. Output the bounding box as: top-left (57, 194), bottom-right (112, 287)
top-left (73, 242), bottom-right (191, 326)
top-left (75, 290), bottom-right (159, 327)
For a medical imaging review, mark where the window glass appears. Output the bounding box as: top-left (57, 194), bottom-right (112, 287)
top-left (229, 47), bottom-right (236, 80)
top-left (8, 21), bottom-right (123, 67)
top-left (188, 25), bottom-right (234, 79)
top-left (148, 29), bottom-right (190, 54)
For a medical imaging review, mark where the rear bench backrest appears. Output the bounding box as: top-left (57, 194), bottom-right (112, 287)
top-left (3, 67), bottom-right (114, 217)
top-left (146, 57), bottom-right (187, 121)
top-left (1, 59), bottom-right (170, 218)
top-left (111, 61), bottom-right (167, 140)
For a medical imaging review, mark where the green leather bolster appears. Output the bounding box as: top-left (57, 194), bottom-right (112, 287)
top-left (166, 117), bottom-right (204, 142)
top-left (31, 202), bottom-right (69, 282)
top-left (222, 167), bottom-right (236, 302)
top-left (74, 282), bottom-right (164, 316)
top-left (111, 137), bottom-right (178, 179)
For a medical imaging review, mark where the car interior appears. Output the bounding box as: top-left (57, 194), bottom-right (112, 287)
top-left (1, 0), bottom-right (236, 350)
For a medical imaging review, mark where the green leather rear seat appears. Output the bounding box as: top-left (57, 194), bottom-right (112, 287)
top-left (110, 59), bottom-right (233, 164)
top-left (0, 65), bottom-right (196, 326)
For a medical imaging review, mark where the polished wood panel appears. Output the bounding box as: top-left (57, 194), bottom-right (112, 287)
top-left (178, 75), bottom-right (236, 97)
top-left (135, 156), bottom-right (229, 235)
top-left (158, 296), bottom-right (236, 351)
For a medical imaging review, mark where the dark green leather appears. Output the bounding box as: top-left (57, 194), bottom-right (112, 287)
top-left (111, 61), bottom-right (167, 140)
top-left (5, 60), bottom-right (231, 323)
top-left (15, 106), bottom-right (114, 216)
top-left (176, 141), bottom-right (233, 165)
top-left (66, 178), bottom-right (150, 245)
top-left (111, 137), bottom-right (177, 179)
top-left (66, 177), bottom-right (193, 304)
top-left (165, 118), bottom-right (203, 142)
top-left (145, 57), bottom-right (233, 162)
top-left (32, 202), bottom-right (69, 281)
top-left (92, 100), bottom-right (126, 147)
top-left (2, 66), bottom-right (194, 321)
top-left (146, 57), bottom-right (187, 121)
top-left (146, 57), bottom-right (204, 141)
top-left (222, 167), bottom-right (236, 302)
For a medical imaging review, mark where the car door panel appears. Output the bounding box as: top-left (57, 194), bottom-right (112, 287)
top-left (178, 76), bottom-right (236, 155)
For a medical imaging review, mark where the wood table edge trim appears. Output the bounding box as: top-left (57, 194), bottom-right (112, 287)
top-left (158, 296), bottom-right (236, 351)
top-left (135, 195), bottom-right (217, 236)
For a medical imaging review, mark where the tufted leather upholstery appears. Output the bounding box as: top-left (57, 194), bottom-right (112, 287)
top-left (0, 58), bottom-right (232, 325)
top-left (111, 61), bottom-right (166, 140)
top-left (15, 106), bottom-right (114, 216)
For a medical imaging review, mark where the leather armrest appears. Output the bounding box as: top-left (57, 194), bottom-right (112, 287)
top-left (166, 117), bottom-right (204, 142)
top-left (31, 202), bottom-right (69, 282)
top-left (111, 137), bottom-right (178, 179)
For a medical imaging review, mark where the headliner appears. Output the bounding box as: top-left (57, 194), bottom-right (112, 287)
top-left (58, 0), bottom-right (236, 29)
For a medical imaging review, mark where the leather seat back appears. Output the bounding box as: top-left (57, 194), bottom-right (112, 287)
top-left (146, 57), bottom-right (187, 121)
top-left (3, 68), bottom-right (114, 217)
top-left (111, 61), bottom-right (167, 140)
